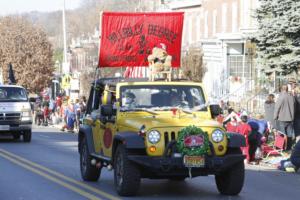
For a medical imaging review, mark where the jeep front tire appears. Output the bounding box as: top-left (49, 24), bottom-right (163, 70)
top-left (215, 148), bottom-right (245, 195)
top-left (80, 137), bottom-right (101, 181)
top-left (114, 144), bottom-right (141, 196)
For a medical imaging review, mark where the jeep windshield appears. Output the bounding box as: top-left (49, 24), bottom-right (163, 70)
top-left (120, 85), bottom-right (207, 112)
top-left (0, 87), bottom-right (28, 102)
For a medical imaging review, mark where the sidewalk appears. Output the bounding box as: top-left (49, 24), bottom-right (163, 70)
top-left (33, 120), bottom-right (79, 134)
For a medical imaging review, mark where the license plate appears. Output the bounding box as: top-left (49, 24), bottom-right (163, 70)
top-left (0, 125), bottom-right (9, 131)
top-left (183, 155), bottom-right (205, 168)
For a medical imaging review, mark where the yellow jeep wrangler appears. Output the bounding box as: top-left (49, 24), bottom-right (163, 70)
top-left (78, 78), bottom-right (246, 196)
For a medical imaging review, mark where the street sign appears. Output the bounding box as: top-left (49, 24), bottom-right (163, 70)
top-left (62, 74), bottom-right (71, 89)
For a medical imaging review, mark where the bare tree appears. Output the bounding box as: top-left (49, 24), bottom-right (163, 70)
top-left (0, 16), bottom-right (54, 93)
top-left (181, 46), bottom-right (206, 82)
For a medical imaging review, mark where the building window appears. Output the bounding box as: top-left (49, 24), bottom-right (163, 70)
top-left (212, 10), bottom-right (217, 36)
top-left (232, 1), bottom-right (238, 32)
top-left (222, 3), bottom-right (227, 33)
top-left (228, 55), bottom-right (252, 79)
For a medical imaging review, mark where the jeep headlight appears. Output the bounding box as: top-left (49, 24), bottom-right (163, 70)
top-left (147, 130), bottom-right (161, 144)
top-left (211, 129), bottom-right (224, 143)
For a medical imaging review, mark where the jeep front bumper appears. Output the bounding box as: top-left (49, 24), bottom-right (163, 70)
top-left (127, 154), bottom-right (245, 178)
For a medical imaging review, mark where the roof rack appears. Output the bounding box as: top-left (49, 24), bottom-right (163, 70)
top-left (93, 77), bottom-right (192, 87)
top-left (95, 77), bottom-right (148, 86)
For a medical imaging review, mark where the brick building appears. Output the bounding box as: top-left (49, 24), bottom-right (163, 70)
top-left (166, 0), bottom-right (259, 101)
top-left (200, 0), bottom-right (259, 101)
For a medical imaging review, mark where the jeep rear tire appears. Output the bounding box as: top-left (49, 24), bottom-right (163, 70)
top-left (114, 144), bottom-right (140, 196)
top-left (23, 130), bottom-right (32, 142)
top-left (215, 148), bottom-right (245, 195)
top-left (80, 137), bottom-right (101, 181)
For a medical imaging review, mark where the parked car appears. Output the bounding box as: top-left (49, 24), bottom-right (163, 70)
top-left (0, 85), bottom-right (32, 142)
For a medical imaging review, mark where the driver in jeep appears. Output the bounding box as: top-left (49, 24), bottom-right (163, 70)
top-left (122, 92), bottom-right (137, 109)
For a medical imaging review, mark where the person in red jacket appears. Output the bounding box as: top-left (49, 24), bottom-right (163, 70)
top-left (223, 108), bottom-right (241, 132)
top-left (236, 115), bottom-right (252, 163)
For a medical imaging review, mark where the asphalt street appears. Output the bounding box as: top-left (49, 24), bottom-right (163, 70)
top-left (0, 125), bottom-right (300, 200)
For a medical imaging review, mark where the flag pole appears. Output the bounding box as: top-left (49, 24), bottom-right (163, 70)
top-left (92, 11), bottom-right (103, 107)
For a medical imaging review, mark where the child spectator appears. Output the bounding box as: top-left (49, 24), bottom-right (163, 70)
top-left (65, 99), bottom-right (76, 132)
top-left (236, 115), bottom-right (252, 163)
top-left (223, 108), bottom-right (241, 132)
top-left (247, 119), bottom-right (261, 163)
top-left (42, 97), bottom-right (50, 126)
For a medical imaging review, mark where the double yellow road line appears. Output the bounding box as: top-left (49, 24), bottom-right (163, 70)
top-left (0, 148), bottom-right (120, 200)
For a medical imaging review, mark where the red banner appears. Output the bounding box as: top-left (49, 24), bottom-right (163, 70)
top-left (99, 12), bottom-right (184, 68)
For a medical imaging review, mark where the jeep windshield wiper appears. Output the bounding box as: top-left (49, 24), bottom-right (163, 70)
top-left (155, 106), bottom-right (193, 114)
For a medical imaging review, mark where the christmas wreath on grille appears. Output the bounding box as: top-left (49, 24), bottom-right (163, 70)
top-left (176, 125), bottom-right (210, 156)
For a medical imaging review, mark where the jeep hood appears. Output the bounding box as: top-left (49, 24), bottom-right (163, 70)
top-left (119, 114), bottom-right (220, 131)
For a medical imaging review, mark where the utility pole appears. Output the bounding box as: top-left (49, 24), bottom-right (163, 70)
top-left (62, 0), bottom-right (69, 75)
top-left (62, 0), bottom-right (70, 96)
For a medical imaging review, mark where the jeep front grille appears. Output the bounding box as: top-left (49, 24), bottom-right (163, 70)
top-left (164, 131), bottom-right (178, 147)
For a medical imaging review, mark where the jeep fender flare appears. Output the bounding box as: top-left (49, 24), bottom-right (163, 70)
top-left (227, 132), bottom-right (246, 148)
top-left (78, 125), bottom-right (95, 154)
top-left (112, 132), bottom-right (145, 161)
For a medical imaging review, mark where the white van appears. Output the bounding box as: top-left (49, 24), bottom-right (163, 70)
top-left (0, 85), bottom-right (32, 142)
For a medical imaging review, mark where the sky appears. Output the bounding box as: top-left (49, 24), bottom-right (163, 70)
top-left (0, 0), bottom-right (81, 16)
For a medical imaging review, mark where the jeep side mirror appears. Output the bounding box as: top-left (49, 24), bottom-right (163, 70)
top-left (100, 104), bottom-right (116, 123)
top-left (101, 104), bottom-right (113, 117)
top-left (210, 104), bottom-right (222, 118)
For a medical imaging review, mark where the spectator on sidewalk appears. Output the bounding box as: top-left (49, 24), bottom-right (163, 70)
top-left (290, 139), bottom-right (300, 171)
top-left (42, 96), bottom-right (50, 126)
top-left (219, 100), bottom-right (228, 114)
top-left (274, 85), bottom-right (295, 151)
top-left (293, 86), bottom-right (300, 143)
top-left (74, 98), bottom-right (81, 130)
top-left (56, 95), bottom-right (62, 114)
top-left (248, 115), bottom-right (268, 145)
top-left (236, 114), bottom-right (252, 163)
top-left (66, 100), bottom-right (76, 132)
top-left (264, 94), bottom-right (276, 131)
top-left (247, 118), bottom-right (261, 164)
top-left (223, 108), bottom-right (241, 132)
top-left (81, 96), bottom-right (87, 109)
top-left (60, 97), bottom-right (69, 132)
top-left (278, 139), bottom-right (300, 172)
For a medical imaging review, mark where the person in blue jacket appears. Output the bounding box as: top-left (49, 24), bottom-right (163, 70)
top-left (248, 115), bottom-right (268, 146)
top-left (290, 139), bottom-right (300, 171)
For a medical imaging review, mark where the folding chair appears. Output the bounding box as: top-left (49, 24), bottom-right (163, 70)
top-left (262, 131), bottom-right (287, 159)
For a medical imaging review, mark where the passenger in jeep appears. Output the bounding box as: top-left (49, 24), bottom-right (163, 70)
top-left (123, 92), bottom-right (137, 109)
